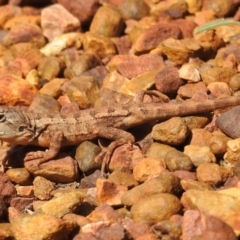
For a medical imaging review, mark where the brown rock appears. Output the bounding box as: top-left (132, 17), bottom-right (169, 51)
top-left (10, 42), bottom-right (43, 69)
top-left (15, 185), bottom-right (34, 197)
top-left (181, 179), bottom-right (213, 191)
top-left (80, 170), bottom-right (101, 189)
top-left (202, 0), bottom-right (233, 17)
top-left (73, 232), bottom-right (97, 240)
top-left (196, 162), bottom-right (232, 186)
top-left (131, 193), bottom-right (181, 223)
top-left (36, 190), bottom-right (84, 218)
top-left (90, 5), bottom-right (123, 37)
top-left (229, 73), bottom-right (240, 91)
top-left (155, 66), bottom-right (183, 95)
top-left (119, 0), bottom-right (150, 20)
top-left (63, 213), bottom-right (90, 228)
top-left (24, 153), bottom-right (79, 183)
top-left (96, 178), bottom-right (127, 206)
top-left (145, 142), bottom-right (176, 159)
top-left (134, 23), bottom-right (182, 53)
top-left (184, 145), bottom-right (216, 167)
top-left (11, 213), bottom-right (77, 240)
top-left (0, 172), bottom-right (17, 205)
top-left (182, 210), bottom-right (237, 240)
top-left (65, 75), bottom-right (99, 108)
top-left (97, 223), bottom-right (125, 240)
top-left (0, 73), bottom-right (37, 105)
top-left (0, 5), bottom-right (22, 28)
top-left (165, 150), bottom-right (193, 172)
top-left (3, 23), bottom-right (45, 47)
top-left (172, 19), bottom-right (197, 38)
top-left (83, 32), bottom-right (116, 58)
top-left (57, 0), bottom-right (100, 24)
top-left (10, 197), bottom-right (34, 212)
top-left (87, 204), bottom-right (122, 223)
top-left (173, 170), bottom-right (197, 181)
top-left (0, 223), bottom-right (14, 240)
top-left (178, 63), bottom-right (201, 82)
top-left (75, 141), bottom-right (101, 173)
top-left (161, 38), bottom-right (202, 65)
top-left (115, 35), bottom-right (132, 55)
top-left (41, 4), bottom-right (80, 41)
top-left (121, 173), bottom-right (181, 206)
top-left (207, 82), bottom-right (232, 97)
top-left (133, 157), bottom-right (166, 182)
top-left (108, 170), bottom-right (138, 188)
top-left (181, 188), bottom-right (240, 235)
top-left (33, 176), bottom-right (55, 200)
top-left (6, 168), bottom-right (32, 185)
top-left (117, 54), bottom-right (165, 79)
top-left (152, 117), bottom-right (189, 145)
top-left (216, 106), bottom-right (240, 139)
top-left (178, 82), bottom-right (208, 99)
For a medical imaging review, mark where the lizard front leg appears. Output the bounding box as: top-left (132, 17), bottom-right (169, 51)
top-left (94, 127), bottom-right (135, 173)
top-left (24, 130), bottom-right (63, 165)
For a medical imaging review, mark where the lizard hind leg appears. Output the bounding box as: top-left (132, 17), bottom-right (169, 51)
top-left (94, 127), bottom-right (135, 174)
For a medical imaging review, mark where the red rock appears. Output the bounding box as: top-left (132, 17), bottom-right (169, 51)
top-left (10, 197), bottom-right (33, 212)
top-left (182, 210), bottom-right (237, 240)
top-left (41, 4), bottom-right (81, 41)
top-left (57, 0), bottom-right (100, 24)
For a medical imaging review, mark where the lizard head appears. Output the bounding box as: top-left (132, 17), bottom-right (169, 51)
top-left (0, 107), bottom-right (36, 145)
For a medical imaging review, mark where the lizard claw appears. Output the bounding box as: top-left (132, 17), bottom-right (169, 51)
top-left (24, 151), bottom-right (48, 166)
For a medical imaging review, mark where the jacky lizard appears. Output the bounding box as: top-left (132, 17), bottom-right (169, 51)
top-left (0, 91), bottom-right (240, 172)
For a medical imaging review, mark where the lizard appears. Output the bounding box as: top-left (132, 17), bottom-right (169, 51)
top-left (0, 89), bottom-right (240, 172)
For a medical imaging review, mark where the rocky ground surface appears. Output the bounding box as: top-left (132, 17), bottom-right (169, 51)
top-left (1, 0), bottom-right (240, 239)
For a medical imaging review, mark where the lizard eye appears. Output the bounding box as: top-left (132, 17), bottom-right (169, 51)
top-left (0, 114), bottom-right (6, 122)
top-left (18, 126), bottom-right (25, 132)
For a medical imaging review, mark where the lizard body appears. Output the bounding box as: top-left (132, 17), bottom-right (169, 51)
top-left (1, 94), bottom-right (240, 169)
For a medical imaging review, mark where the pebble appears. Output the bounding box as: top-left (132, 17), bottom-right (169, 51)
top-left (33, 176), bottom-right (55, 200)
top-left (151, 117), bottom-right (189, 145)
top-left (131, 193), bottom-right (181, 223)
top-left (121, 173), bottom-right (181, 206)
top-left (6, 168), bottom-right (32, 185)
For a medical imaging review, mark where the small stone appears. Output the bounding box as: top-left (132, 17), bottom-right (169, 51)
top-left (108, 170), bottom-right (139, 188)
top-left (173, 170), bottom-right (197, 181)
top-left (75, 141), bottom-right (101, 173)
top-left (96, 178), bottom-right (127, 206)
top-left (11, 213), bottom-right (77, 240)
top-left (3, 23), bottom-right (45, 48)
top-left (10, 197), bottom-right (34, 212)
top-left (202, 0), bottom-right (233, 17)
top-left (83, 32), bottom-right (116, 58)
top-left (119, 0), bottom-right (150, 20)
top-left (87, 204), bottom-right (122, 223)
top-left (96, 223), bottom-right (125, 240)
top-left (178, 82), bottom-right (208, 99)
top-left (0, 5), bottom-right (21, 28)
top-left (165, 150), bottom-right (193, 172)
top-left (38, 57), bottom-right (62, 81)
top-left (229, 73), bottom-right (240, 91)
top-left (33, 176), bottom-right (55, 200)
top-left (36, 190), bottom-right (84, 218)
top-left (182, 210), bottom-right (237, 240)
top-left (178, 63), bottom-right (201, 82)
top-left (184, 145), bottom-right (216, 167)
top-left (6, 168), bottom-right (32, 185)
top-left (207, 82), bottom-right (232, 97)
top-left (0, 223), bottom-right (13, 240)
top-left (196, 162), bottom-right (232, 186)
top-left (63, 213), bottom-right (90, 228)
top-left (39, 78), bottom-right (67, 97)
top-left (65, 76), bottom-right (99, 108)
top-left (224, 138), bottom-right (240, 166)
top-left (90, 5), bottom-right (123, 37)
top-left (145, 142), bottom-right (176, 159)
top-left (152, 117), bottom-right (189, 145)
top-left (161, 38), bottom-right (201, 65)
top-left (116, 54), bottom-right (165, 79)
top-left (185, 0), bottom-right (202, 13)
top-left (64, 53), bottom-right (101, 78)
top-left (15, 186), bottom-right (34, 197)
top-left (80, 170), bottom-right (102, 189)
top-left (41, 4), bottom-right (81, 41)
top-left (181, 179), bottom-right (213, 191)
top-left (134, 23), bottom-right (182, 53)
top-left (24, 154), bottom-right (79, 183)
top-left (121, 173), bottom-right (181, 206)
top-left (131, 193), bottom-right (181, 223)
top-left (182, 114), bottom-right (211, 130)
top-left (181, 188), bottom-right (240, 235)
top-left (155, 66), bottom-right (184, 95)
top-left (40, 32), bottom-right (82, 56)
top-left (216, 106), bottom-right (240, 139)
top-left (200, 67), bottom-right (236, 85)
top-left (133, 157), bottom-right (166, 182)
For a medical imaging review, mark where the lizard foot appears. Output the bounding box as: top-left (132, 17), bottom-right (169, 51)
top-left (24, 151), bottom-right (49, 165)
top-left (95, 139), bottom-right (130, 174)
